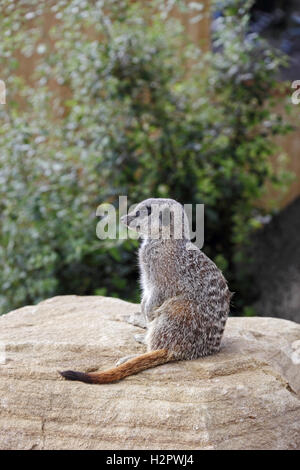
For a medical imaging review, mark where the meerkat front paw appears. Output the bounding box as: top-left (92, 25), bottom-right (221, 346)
top-left (125, 311), bottom-right (147, 329)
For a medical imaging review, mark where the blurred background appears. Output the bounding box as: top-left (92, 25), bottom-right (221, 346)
top-left (0, 0), bottom-right (299, 322)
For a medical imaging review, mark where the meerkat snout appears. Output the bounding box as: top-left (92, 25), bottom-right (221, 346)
top-left (120, 214), bottom-right (134, 225)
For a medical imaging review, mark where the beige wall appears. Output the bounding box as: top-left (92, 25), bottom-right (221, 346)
top-left (273, 127), bottom-right (300, 208)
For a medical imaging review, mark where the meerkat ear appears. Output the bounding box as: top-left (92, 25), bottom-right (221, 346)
top-left (159, 207), bottom-right (171, 226)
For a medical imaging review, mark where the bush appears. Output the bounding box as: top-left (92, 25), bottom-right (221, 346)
top-left (0, 0), bottom-right (293, 315)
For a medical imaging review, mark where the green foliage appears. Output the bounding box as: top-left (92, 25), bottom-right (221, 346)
top-left (0, 0), bottom-right (294, 315)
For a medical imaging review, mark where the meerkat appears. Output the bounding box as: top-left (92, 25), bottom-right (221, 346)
top-left (60, 198), bottom-right (231, 384)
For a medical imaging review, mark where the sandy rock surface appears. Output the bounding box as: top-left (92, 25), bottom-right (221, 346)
top-left (0, 295), bottom-right (299, 450)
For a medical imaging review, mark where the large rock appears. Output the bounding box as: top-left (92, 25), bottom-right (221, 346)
top-left (0, 295), bottom-right (299, 450)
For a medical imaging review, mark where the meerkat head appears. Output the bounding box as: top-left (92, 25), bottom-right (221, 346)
top-left (121, 198), bottom-right (190, 240)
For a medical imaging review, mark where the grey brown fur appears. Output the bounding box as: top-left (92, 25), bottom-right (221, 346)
top-left (121, 198), bottom-right (231, 362)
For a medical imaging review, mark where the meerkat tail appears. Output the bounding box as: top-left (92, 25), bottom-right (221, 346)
top-left (59, 349), bottom-right (173, 384)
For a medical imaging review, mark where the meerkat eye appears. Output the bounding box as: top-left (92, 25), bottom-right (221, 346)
top-left (135, 210), bottom-right (140, 217)
top-left (146, 206), bottom-right (152, 216)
